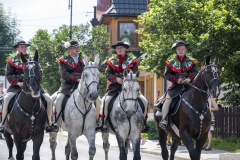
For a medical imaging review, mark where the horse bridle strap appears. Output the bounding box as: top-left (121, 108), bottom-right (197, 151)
top-left (15, 96), bottom-right (43, 142)
top-left (181, 96), bottom-right (209, 140)
top-left (82, 66), bottom-right (99, 94)
top-left (73, 91), bottom-right (93, 135)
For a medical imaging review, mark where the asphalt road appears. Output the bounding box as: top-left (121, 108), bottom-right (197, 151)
top-left (0, 133), bottom-right (163, 160)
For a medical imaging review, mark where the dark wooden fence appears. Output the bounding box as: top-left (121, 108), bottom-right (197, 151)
top-left (214, 107), bottom-right (240, 139)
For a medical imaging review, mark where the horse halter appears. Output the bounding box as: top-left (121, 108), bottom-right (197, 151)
top-left (202, 64), bottom-right (219, 94)
top-left (120, 78), bottom-right (139, 114)
top-left (22, 61), bottom-right (41, 94)
top-left (79, 66), bottom-right (99, 96)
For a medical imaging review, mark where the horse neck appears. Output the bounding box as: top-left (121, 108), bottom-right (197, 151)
top-left (76, 81), bottom-right (91, 107)
top-left (188, 71), bottom-right (209, 102)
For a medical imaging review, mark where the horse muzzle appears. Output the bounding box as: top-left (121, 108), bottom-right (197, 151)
top-left (89, 91), bottom-right (98, 101)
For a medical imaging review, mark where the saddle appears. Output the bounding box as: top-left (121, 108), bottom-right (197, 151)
top-left (155, 91), bottom-right (185, 116)
top-left (107, 93), bottom-right (145, 133)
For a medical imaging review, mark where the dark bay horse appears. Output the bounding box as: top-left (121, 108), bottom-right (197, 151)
top-left (155, 56), bottom-right (220, 160)
top-left (4, 51), bottom-right (47, 160)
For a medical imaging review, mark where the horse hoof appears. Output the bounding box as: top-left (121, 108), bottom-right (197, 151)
top-left (8, 157), bottom-right (15, 160)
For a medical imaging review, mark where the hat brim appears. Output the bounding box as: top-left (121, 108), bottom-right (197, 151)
top-left (172, 44), bottom-right (189, 50)
top-left (13, 43), bottom-right (31, 49)
top-left (68, 44), bottom-right (80, 48)
top-left (111, 44), bottom-right (129, 49)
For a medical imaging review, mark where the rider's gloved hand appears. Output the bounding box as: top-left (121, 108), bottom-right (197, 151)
top-left (182, 78), bottom-right (191, 84)
top-left (116, 77), bottom-right (123, 84)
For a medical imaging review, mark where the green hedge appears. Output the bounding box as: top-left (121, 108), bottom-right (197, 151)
top-left (143, 120), bottom-right (159, 140)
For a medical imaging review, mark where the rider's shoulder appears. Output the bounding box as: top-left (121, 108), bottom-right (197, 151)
top-left (57, 54), bottom-right (70, 64)
top-left (185, 56), bottom-right (197, 64)
top-left (6, 53), bottom-right (21, 65)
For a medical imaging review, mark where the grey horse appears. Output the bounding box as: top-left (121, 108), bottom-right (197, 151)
top-left (49, 54), bottom-right (100, 160)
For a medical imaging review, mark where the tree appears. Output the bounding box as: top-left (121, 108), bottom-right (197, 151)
top-left (136, 0), bottom-right (240, 106)
top-left (0, 3), bottom-right (20, 75)
top-left (29, 24), bottom-right (109, 97)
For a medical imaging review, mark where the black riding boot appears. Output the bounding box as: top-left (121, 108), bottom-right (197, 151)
top-left (141, 119), bottom-right (150, 133)
top-left (0, 126), bottom-right (4, 134)
top-left (45, 123), bottom-right (59, 133)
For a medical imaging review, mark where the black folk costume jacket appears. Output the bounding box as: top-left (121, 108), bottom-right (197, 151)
top-left (105, 53), bottom-right (138, 96)
top-left (5, 53), bottom-right (46, 93)
top-left (57, 54), bottom-right (85, 96)
top-left (165, 54), bottom-right (198, 98)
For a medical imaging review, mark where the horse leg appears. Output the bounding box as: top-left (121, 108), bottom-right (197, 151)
top-left (32, 131), bottom-right (44, 160)
top-left (14, 136), bottom-right (24, 160)
top-left (68, 133), bottom-right (78, 160)
top-left (49, 132), bottom-right (58, 160)
top-left (102, 132), bottom-right (110, 160)
top-left (130, 134), bottom-right (141, 160)
top-left (85, 130), bottom-right (96, 160)
top-left (180, 130), bottom-right (197, 160)
top-left (169, 137), bottom-right (181, 160)
top-left (195, 132), bottom-right (208, 160)
top-left (65, 139), bottom-right (71, 160)
top-left (116, 133), bottom-right (127, 160)
top-left (4, 131), bottom-right (14, 160)
top-left (158, 127), bottom-right (169, 160)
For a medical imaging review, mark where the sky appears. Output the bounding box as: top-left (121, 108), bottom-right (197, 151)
top-left (2, 0), bottom-right (97, 42)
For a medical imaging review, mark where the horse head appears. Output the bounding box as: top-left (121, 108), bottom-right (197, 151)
top-left (21, 50), bottom-right (41, 98)
top-left (202, 55), bottom-right (220, 98)
top-left (122, 69), bottom-right (140, 117)
top-left (79, 54), bottom-right (100, 101)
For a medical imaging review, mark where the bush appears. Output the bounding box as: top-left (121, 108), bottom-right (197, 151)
top-left (143, 120), bottom-right (159, 140)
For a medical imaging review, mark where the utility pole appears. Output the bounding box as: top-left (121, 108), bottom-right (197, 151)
top-left (69, 0), bottom-right (73, 39)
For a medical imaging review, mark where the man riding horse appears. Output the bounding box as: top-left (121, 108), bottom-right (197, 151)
top-left (0, 40), bottom-right (57, 133)
top-left (52, 40), bottom-right (85, 130)
top-left (96, 41), bottom-right (150, 133)
top-left (159, 40), bottom-right (198, 130)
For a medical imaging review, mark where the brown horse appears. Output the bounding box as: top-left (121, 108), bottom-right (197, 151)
top-left (4, 51), bottom-right (47, 160)
top-left (155, 56), bottom-right (220, 160)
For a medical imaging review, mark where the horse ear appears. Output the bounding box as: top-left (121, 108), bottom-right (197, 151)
top-left (83, 55), bottom-right (89, 67)
top-left (135, 70), bottom-right (140, 78)
top-left (20, 52), bottom-right (27, 63)
top-left (214, 56), bottom-right (218, 65)
top-left (123, 69), bottom-right (128, 77)
top-left (205, 55), bottom-right (210, 65)
top-left (94, 54), bottom-right (99, 65)
top-left (34, 50), bottom-right (39, 62)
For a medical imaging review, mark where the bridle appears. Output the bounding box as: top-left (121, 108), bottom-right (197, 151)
top-left (22, 61), bottom-right (41, 94)
top-left (74, 65), bottom-right (99, 135)
top-left (78, 66), bottom-right (99, 96)
top-left (187, 64), bottom-right (219, 95)
top-left (120, 78), bottom-right (139, 115)
top-left (181, 64), bottom-right (219, 140)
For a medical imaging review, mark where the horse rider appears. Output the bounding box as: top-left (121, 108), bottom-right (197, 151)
top-left (96, 41), bottom-right (150, 133)
top-left (0, 40), bottom-right (58, 133)
top-left (159, 40), bottom-right (198, 130)
top-left (51, 40), bottom-right (85, 131)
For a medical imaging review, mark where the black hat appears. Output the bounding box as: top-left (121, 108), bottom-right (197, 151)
top-left (171, 40), bottom-right (189, 50)
top-left (111, 41), bottom-right (130, 49)
top-left (13, 40), bottom-right (31, 49)
top-left (64, 40), bottom-right (80, 48)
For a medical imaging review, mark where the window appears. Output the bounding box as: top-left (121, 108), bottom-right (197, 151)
top-left (119, 22), bottom-right (137, 46)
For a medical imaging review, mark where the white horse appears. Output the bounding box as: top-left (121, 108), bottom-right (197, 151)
top-left (49, 54), bottom-right (100, 160)
top-left (102, 70), bottom-right (144, 160)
